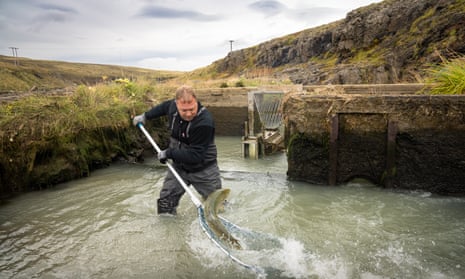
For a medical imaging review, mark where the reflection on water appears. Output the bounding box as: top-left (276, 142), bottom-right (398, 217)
top-left (1, 137), bottom-right (464, 279)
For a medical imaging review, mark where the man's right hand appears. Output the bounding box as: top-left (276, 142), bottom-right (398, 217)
top-left (132, 113), bottom-right (146, 126)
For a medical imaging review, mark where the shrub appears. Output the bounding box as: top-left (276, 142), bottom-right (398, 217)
top-left (235, 80), bottom-right (245, 87)
top-left (427, 56), bottom-right (465, 95)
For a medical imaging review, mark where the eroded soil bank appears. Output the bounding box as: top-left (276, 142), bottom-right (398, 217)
top-left (0, 121), bottom-right (169, 199)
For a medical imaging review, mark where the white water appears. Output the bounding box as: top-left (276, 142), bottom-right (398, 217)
top-left (1, 137), bottom-right (464, 278)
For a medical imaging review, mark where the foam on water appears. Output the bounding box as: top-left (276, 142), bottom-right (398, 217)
top-left (188, 218), bottom-right (357, 279)
top-left (268, 238), bottom-right (309, 278)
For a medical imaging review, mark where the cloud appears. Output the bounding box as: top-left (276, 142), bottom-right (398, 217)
top-left (0, 0), bottom-right (384, 71)
top-left (136, 5), bottom-right (219, 21)
top-left (249, 0), bottom-right (287, 16)
top-left (29, 10), bottom-right (75, 33)
top-left (35, 3), bottom-right (77, 14)
top-left (289, 6), bottom-right (345, 25)
top-left (12, 2), bottom-right (79, 33)
top-left (34, 12), bottom-right (69, 23)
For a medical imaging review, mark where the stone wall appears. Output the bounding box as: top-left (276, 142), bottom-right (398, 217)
top-left (283, 84), bottom-right (465, 195)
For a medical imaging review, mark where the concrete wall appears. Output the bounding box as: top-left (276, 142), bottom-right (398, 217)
top-left (196, 85), bottom-right (300, 136)
top-left (195, 88), bottom-right (250, 136)
top-left (283, 84), bottom-right (465, 195)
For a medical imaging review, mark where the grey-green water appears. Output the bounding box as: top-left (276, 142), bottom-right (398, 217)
top-left (1, 137), bottom-right (464, 279)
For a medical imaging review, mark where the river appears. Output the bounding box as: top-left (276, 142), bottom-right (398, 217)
top-left (1, 137), bottom-right (464, 279)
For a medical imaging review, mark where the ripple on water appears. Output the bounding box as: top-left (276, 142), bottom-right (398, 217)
top-left (1, 138), bottom-right (465, 279)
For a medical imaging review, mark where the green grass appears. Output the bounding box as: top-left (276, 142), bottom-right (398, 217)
top-left (426, 56), bottom-right (465, 95)
top-left (0, 80), bottom-right (162, 142)
top-left (0, 79), bottom-right (176, 193)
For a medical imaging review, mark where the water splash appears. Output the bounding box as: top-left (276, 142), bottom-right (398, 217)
top-left (188, 217), bottom-right (316, 278)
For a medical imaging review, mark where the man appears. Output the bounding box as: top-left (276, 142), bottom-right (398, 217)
top-left (132, 85), bottom-right (221, 215)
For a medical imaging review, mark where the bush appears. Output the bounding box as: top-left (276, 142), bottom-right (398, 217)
top-left (235, 80), bottom-right (245, 87)
top-left (427, 57), bottom-right (465, 95)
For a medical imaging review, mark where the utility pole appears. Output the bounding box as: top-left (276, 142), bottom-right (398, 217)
top-left (9, 47), bottom-right (19, 66)
top-left (229, 40), bottom-right (234, 53)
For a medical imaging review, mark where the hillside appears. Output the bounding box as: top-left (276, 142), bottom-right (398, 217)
top-left (2, 0), bottom-right (464, 91)
top-left (194, 0), bottom-right (465, 85)
top-left (0, 55), bottom-right (182, 93)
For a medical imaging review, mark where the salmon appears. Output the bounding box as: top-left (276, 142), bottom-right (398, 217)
top-left (203, 188), bottom-right (241, 249)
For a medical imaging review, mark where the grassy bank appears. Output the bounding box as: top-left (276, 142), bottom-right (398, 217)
top-left (0, 80), bottom-right (173, 198)
top-left (1, 53), bottom-right (462, 199)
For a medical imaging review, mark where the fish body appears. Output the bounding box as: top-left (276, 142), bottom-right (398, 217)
top-left (203, 188), bottom-right (241, 249)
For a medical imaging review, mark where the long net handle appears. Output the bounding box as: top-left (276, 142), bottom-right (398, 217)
top-left (137, 123), bottom-right (202, 208)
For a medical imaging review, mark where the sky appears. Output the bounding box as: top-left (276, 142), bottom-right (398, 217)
top-left (0, 0), bottom-right (383, 71)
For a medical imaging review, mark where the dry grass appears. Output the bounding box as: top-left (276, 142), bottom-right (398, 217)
top-left (0, 55), bottom-right (183, 92)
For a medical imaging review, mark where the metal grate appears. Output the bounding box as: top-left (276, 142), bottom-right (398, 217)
top-left (253, 92), bottom-right (283, 130)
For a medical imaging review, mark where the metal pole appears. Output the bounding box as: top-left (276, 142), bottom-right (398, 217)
top-left (229, 40), bottom-right (234, 52)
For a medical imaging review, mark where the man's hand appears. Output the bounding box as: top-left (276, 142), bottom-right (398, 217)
top-left (158, 149), bottom-right (169, 164)
top-left (132, 113), bottom-right (146, 126)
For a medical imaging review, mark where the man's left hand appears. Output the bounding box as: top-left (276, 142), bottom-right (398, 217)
top-left (158, 149), bottom-right (169, 164)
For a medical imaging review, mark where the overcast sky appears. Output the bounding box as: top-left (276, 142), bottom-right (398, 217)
top-left (0, 0), bottom-right (383, 71)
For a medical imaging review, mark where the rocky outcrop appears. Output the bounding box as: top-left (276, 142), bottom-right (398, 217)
top-left (282, 84), bottom-right (465, 195)
top-left (212, 0), bottom-right (465, 85)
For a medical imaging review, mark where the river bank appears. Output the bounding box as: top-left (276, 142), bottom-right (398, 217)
top-left (3, 83), bottom-right (465, 200)
top-left (0, 82), bottom-right (172, 200)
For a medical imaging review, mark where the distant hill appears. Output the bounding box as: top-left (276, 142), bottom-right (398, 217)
top-left (2, 0), bottom-right (464, 91)
top-left (0, 55), bottom-right (182, 92)
top-left (195, 0), bottom-right (465, 85)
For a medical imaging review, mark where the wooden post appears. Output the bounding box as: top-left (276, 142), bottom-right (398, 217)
top-left (329, 114), bottom-right (339, 185)
top-left (385, 120), bottom-right (397, 187)
top-left (247, 91), bottom-right (255, 137)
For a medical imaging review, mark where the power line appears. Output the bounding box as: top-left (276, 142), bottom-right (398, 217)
top-left (229, 40), bottom-right (234, 53)
top-left (9, 47), bottom-right (19, 66)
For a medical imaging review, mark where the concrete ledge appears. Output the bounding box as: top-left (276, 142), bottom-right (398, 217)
top-left (283, 84), bottom-right (465, 195)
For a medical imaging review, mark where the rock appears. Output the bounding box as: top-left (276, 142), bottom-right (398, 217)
top-left (212, 0), bottom-right (465, 85)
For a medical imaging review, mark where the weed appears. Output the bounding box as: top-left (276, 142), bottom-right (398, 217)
top-left (426, 56), bottom-right (465, 95)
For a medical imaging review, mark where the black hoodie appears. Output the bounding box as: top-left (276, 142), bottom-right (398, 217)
top-left (144, 99), bottom-right (218, 172)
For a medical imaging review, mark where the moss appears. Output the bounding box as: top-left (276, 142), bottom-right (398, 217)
top-left (30, 157), bottom-right (77, 189)
top-left (380, 166), bottom-right (397, 185)
top-left (1, 125), bottom-right (154, 193)
top-left (350, 47), bottom-right (386, 66)
top-left (287, 132), bottom-right (329, 162)
top-left (283, 34), bottom-right (297, 46)
top-left (287, 132), bottom-right (330, 183)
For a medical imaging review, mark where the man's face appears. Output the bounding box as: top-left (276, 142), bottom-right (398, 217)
top-left (176, 96), bottom-right (198, 121)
